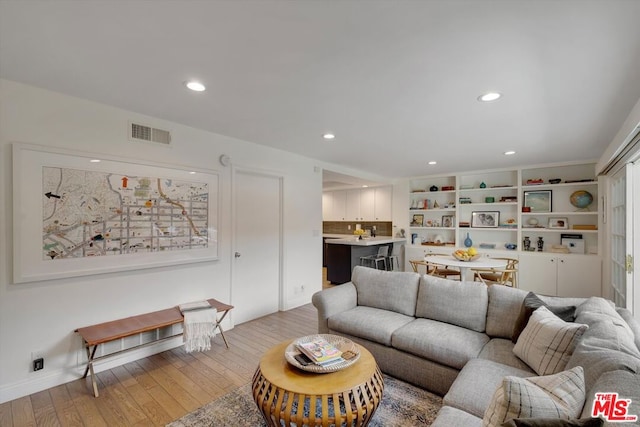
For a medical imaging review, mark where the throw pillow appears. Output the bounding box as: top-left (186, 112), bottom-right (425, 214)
top-left (483, 366), bottom-right (586, 427)
top-left (511, 292), bottom-right (577, 343)
top-left (513, 306), bottom-right (588, 376)
top-left (501, 417), bottom-right (603, 426)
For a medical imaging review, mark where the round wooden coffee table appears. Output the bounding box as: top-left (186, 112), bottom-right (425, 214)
top-left (252, 340), bottom-right (384, 427)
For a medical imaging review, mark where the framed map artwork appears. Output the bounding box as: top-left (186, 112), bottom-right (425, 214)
top-left (12, 143), bottom-right (219, 283)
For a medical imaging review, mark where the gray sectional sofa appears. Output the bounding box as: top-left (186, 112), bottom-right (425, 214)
top-left (312, 265), bottom-right (640, 426)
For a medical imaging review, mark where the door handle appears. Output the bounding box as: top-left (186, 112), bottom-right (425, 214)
top-left (234, 252), bottom-right (241, 258)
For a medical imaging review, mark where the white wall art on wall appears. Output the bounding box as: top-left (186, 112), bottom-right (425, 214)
top-left (13, 143), bottom-right (219, 283)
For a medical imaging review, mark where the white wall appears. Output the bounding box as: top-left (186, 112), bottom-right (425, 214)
top-left (0, 79), bottom-right (324, 402)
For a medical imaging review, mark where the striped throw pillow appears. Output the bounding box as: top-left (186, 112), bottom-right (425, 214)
top-left (482, 366), bottom-right (586, 427)
top-left (513, 306), bottom-right (588, 376)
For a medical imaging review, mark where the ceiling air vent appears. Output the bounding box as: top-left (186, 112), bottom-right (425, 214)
top-left (129, 122), bottom-right (172, 145)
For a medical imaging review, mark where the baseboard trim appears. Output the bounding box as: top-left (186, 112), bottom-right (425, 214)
top-left (0, 336), bottom-right (183, 404)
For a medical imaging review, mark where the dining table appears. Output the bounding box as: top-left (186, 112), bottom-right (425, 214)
top-left (425, 255), bottom-right (507, 281)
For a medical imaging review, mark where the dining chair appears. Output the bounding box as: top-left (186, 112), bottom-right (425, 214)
top-left (472, 257), bottom-right (518, 287)
top-left (424, 253), bottom-right (462, 280)
top-left (409, 259), bottom-right (430, 274)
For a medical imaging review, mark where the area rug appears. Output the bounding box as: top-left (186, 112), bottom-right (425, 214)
top-left (167, 374), bottom-right (442, 426)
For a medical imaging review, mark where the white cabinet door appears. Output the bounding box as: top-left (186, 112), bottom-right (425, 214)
top-left (557, 255), bottom-right (602, 298)
top-left (360, 188), bottom-right (376, 220)
top-left (322, 192), bottom-right (332, 221)
top-left (331, 191), bottom-right (347, 221)
top-left (346, 189), bottom-right (362, 221)
top-left (519, 253), bottom-right (558, 295)
top-left (519, 253), bottom-right (602, 297)
top-left (324, 191), bottom-right (346, 221)
top-left (374, 186), bottom-right (392, 220)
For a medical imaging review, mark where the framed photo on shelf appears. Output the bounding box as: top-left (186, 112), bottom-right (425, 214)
top-left (548, 217), bottom-right (569, 229)
top-left (523, 190), bottom-right (552, 212)
top-left (471, 211), bottom-right (499, 228)
top-left (441, 215), bottom-right (454, 228)
top-left (411, 214), bottom-right (424, 226)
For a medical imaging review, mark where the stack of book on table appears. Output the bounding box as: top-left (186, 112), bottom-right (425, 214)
top-left (296, 336), bottom-right (345, 367)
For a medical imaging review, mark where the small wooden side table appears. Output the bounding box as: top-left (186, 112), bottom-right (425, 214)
top-left (252, 340), bottom-right (384, 427)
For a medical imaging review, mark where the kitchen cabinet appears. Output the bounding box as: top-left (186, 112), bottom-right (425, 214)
top-left (346, 189), bottom-right (363, 220)
top-left (323, 190), bottom-right (347, 221)
top-left (323, 186), bottom-right (392, 221)
top-left (373, 186), bottom-right (392, 220)
top-left (518, 253), bottom-right (601, 298)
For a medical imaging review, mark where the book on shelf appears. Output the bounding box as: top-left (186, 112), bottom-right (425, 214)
top-left (296, 336), bottom-right (343, 364)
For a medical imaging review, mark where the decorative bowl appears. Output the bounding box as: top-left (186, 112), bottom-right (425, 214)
top-left (285, 334), bottom-right (360, 373)
top-left (452, 252), bottom-right (481, 262)
top-left (505, 243), bottom-right (517, 250)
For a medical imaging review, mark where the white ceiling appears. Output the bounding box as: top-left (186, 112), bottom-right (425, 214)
top-left (2, 0), bottom-right (640, 181)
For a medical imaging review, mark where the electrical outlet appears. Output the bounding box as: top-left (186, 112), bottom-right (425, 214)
top-left (31, 350), bottom-right (44, 372)
top-left (33, 358), bottom-right (44, 371)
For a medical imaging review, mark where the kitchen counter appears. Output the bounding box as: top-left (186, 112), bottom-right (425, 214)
top-left (324, 236), bottom-right (406, 284)
top-left (325, 236), bottom-right (406, 246)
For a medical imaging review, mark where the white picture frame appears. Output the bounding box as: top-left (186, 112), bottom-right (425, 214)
top-left (12, 143), bottom-right (219, 283)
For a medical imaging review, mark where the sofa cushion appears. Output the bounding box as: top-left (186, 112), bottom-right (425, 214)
top-left (432, 406), bottom-right (482, 427)
top-left (327, 306), bottom-right (414, 346)
top-left (513, 306), bottom-right (588, 376)
top-left (511, 292), bottom-right (577, 343)
top-left (580, 369), bottom-right (640, 421)
top-left (416, 275), bottom-right (489, 332)
top-left (482, 366), bottom-right (586, 427)
top-left (392, 318), bottom-right (490, 369)
top-left (444, 358), bottom-right (535, 418)
top-left (486, 285), bottom-right (528, 339)
top-left (566, 297), bottom-right (640, 391)
top-left (502, 418), bottom-right (603, 427)
top-left (479, 338), bottom-right (536, 372)
top-left (351, 265), bottom-right (420, 316)
top-left (617, 307), bottom-right (640, 352)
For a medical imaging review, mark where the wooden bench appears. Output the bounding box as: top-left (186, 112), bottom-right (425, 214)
top-left (75, 298), bottom-right (233, 397)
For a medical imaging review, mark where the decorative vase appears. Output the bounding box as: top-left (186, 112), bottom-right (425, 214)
top-left (464, 233), bottom-right (473, 248)
top-left (358, 235), bottom-right (363, 240)
top-left (479, 182), bottom-right (487, 188)
top-left (537, 236), bottom-right (544, 252)
top-left (523, 236), bottom-right (531, 251)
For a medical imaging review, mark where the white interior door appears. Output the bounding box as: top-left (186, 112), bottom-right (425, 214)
top-left (232, 169), bottom-right (282, 324)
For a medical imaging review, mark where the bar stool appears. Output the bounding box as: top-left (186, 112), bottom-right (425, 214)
top-left (360, 246), bottom-right (389, 270)
top-left (387, 248), bottom-right (400, 271)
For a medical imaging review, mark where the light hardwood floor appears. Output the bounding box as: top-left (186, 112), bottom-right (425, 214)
top-left (0, 303), bottom-right (318, 427)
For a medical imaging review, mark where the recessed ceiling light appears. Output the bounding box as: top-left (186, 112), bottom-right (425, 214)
top-left (362, 185), bottom-right (369, 188)
top-left (504, 150), bottom-right (516, 156)
top-left (189, 171), bottom-right (196, 174)
top-left (478, 92), bottom-right (501, 102)
top-left (185, 81), bottom-right (206, 92)
top-left (323, 133), bottom-right (336, 140)
top-left (428, 161), bottom-right (437, 165)
top-left (90, 159), bottom-right (101, 163)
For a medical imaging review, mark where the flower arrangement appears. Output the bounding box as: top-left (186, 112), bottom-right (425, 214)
top-left (353, 228), bottom-right (366, 239)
